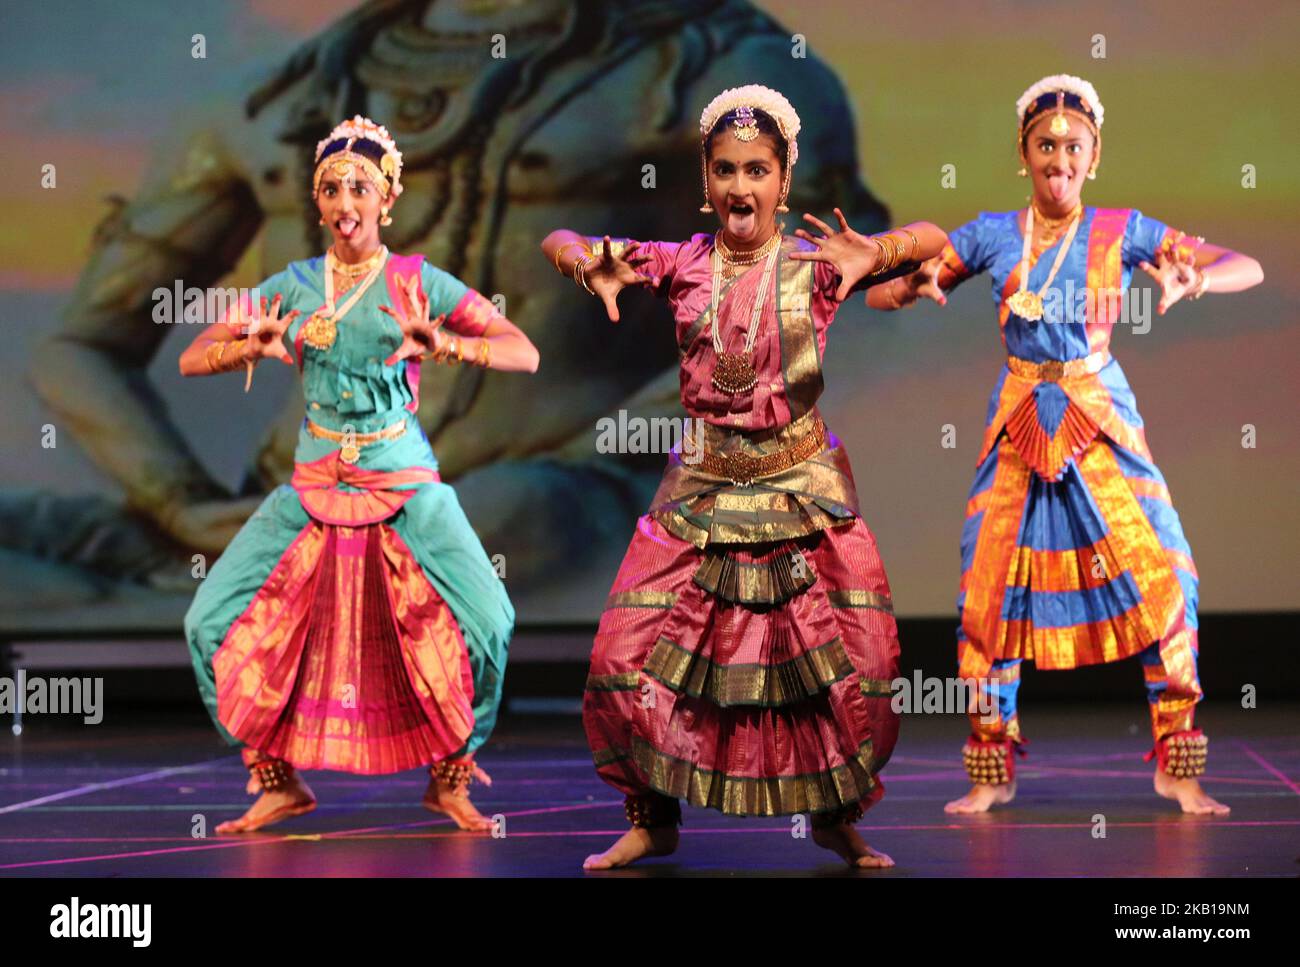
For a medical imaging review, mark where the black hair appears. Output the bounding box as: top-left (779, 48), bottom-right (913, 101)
top-left (704, 108), bottom-right (788, 169)
top-left (317, 137), bottom-right (388, 172)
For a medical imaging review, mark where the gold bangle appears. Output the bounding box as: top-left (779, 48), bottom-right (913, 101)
top-left (475, 337), bottom-right (491, 368)
top-left (574, 254), bottom-right (596, 295)
top-left (886, 233), bottom-right (905, 270)
top-left (902, 228), bottom-right (920, 262)
top-left (454, 336), bottom-right (464, 364)
top-left (554, 241), bottom-right (589, 274)
top-left (868, 237), bottom-right (888, 275)
top-left (870, 234), bottom-right (899, 274)
top-left (206, 338), bottom-right (248, 373)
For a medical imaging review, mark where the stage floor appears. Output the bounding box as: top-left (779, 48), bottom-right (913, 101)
top-left (2, 702), bottom-right (1297, 877)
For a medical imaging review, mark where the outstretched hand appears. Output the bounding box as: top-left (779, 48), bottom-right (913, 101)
top-left (1138, 250), bottom-right (1202, 315)
top-left (237, 294), bottom-right (299, 366)
top-left (789, 207), bottom-right (881, 302)
top-left (584, 235), bottom-right (658, 322)
top-left (378, 272), bottom-right (448, 364)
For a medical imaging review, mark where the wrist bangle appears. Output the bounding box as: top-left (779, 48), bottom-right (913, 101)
top-left (574, 254), bottom-right (596, 294)
top-left (871, 234), bottom-right (901, 275)
top-left (554, 241), bottom-right (589, 274)
top-left (206, 338), bottom-right (249, 373)
top-left (868, 238), bottom-right (888, 275)
top-left (475, 338), bottom-right (491, 368)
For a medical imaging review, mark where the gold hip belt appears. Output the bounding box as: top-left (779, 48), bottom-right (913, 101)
top-left (684, 417), bottom-right (828, 487)
top-left (305, 416), bottom-right (407, 463)
top-left (1006, 350), bottom-right (1109, 381)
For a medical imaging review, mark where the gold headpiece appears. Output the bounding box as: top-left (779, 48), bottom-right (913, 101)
top-left (312, 115), bottom-right (404, 200)
top-left (697, 85), bottom-right (802, 213)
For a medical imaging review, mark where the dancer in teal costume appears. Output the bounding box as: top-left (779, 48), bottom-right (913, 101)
top-left (180, 115), bottom-right (538, 834)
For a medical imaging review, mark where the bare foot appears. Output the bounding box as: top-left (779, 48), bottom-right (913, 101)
top-left (216, 773), bottom-right (316, 834)
top-left (811, 824), bottom-right (894, 868)
top-left (583, 826), bottom-right (679, 870)
top-left (422, 774), bottom-right (495, 832)
top-left (1154, 770), bottom-right (1230, 815)
top-left (944, 781), bottom-right (1017, 814)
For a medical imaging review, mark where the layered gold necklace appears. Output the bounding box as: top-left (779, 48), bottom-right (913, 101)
top-left (709, 232), bottom-right (782, 394)
top-left (714, 229), bottom-right (782, 283)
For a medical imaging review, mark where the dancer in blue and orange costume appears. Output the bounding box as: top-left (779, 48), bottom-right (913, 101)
top-left (181, 117), bottom-right (539, 834)
top-left (872, 76), bottom-right (1262, 815)
top-left (544, 85), bottom-right (949, 868)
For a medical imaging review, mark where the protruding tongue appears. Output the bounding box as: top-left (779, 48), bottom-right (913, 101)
top-left (338, 218), bottom-right (359, 238)
top-left (727, 209), bottom-right (757, 241)
top-left (1047, 173), bottom-right (1071, 202)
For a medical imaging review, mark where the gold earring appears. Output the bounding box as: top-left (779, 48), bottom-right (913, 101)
top-left (776, 169), bottom-right (793, 213)
top-left (380, 210), bottom-right (393, 226)
top-left (319, 216), bottom-right (326, 225)
top-left (1086, 166), bottom-right (1097, 180)
top-left (1017, 166), bottom-right (1028, 178)
top-left (699, 159), bottom-right (714, 213)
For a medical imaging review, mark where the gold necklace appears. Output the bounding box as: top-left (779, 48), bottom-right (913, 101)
top-left (1031, 201), bottom-right (1082, 233)
top-left (714, 230), bottom-right (781, 282)
top-left (330, 245), bottom-right (386, 278)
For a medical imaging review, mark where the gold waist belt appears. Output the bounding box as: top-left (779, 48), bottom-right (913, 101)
top-left (684, 417), bottom-right (828, 487)
top-left (306, 417), bottom-right (407, 463)
top-left (1006, 350), bottom-right (1109, 382)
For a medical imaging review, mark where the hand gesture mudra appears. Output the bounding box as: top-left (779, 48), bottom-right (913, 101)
top-left (237, 294), bottom-right (299, 365)
top-left (892, 256), bottom-right (948, 308)
top-left (789, 207), bottom-right (880, 303)
top-left (378, 272), bottom-right (448, 365)
top-left (1138, 248), bottom-right (1203, 315)
top-left (584, 235), bottom-right (657, 323)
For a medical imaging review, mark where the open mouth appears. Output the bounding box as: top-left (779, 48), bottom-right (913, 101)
top-left (335, 217), bottom-right (359, 239)
top-left (726, 202), bottom-right (757, 240)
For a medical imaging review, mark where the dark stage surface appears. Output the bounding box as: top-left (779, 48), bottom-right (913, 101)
top-left (1, 703), bottom-right (1297, 877)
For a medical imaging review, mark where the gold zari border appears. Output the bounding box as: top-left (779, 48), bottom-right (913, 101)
top-left (643, 635), bottom-right (854, 707)
top-left (629, 733), bottom-right (877, 816)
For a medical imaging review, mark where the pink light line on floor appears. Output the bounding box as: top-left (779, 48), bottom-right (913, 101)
top-left (1237, 742), bottom-right (1300, 797)
top-left (0, 799), bottom-right (620, 870)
